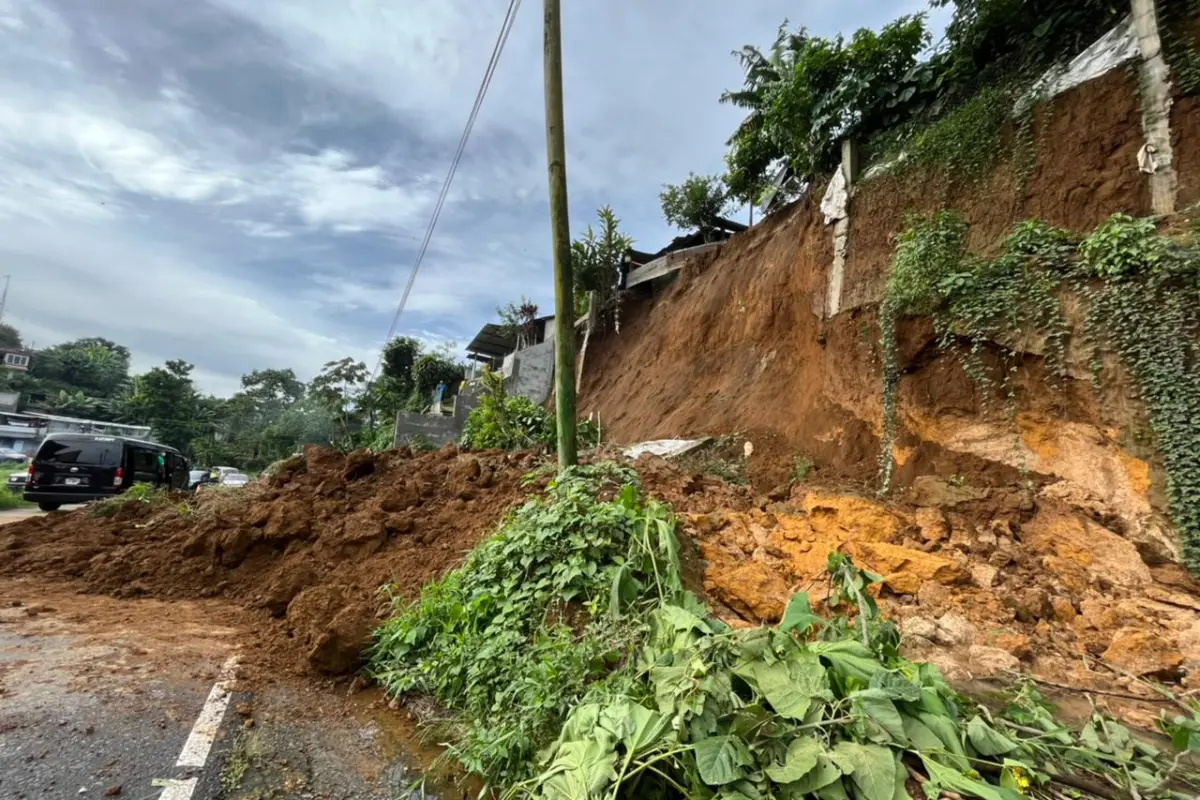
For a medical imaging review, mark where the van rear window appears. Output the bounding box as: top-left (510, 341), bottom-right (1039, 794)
top-left (36, 440), bottom-right (120, 465)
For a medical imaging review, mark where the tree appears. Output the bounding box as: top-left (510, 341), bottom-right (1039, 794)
top-left (0, 323), bottom-right (22, 350)
top-left (29, 337), bottom-right (131, 400)
top-left (660, 174), bottom-right (733, 240)
top-left (497, 298), bottom-right (540, 349)
top-left (721, 15), bottom-right (928, 197)
top-left (720, 23), bottom-right (809, 205)
top-left (410, 353), bottom-right (465, 411)
top-left (119, 359), bottom-right (201, 451)
top-left (571, 206), bottom-right (634, 320)
top-left (381, 337), bottom-right (422, 389)
top-left (309, 357), bottom-right (369, 447)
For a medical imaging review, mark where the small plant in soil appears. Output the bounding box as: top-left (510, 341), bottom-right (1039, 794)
top-left (790, 457), bottom-right (814, 486)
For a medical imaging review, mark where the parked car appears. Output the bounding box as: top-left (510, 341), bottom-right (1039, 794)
top-left (219, 472), bottom-right (250, 488)
top-left (24, 433), bottom-right (189, 512)
top-left (188, 469), bottom-right (213, 491)
top-left (5, 469), bottom-right (27, 493)
top-left (0, 448), bottom-right (29, 464)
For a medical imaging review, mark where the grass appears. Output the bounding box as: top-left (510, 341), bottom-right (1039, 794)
top-left (0, 466), bottom-right (32, 510)
top-left (790, 456), bottom-right (814, 485)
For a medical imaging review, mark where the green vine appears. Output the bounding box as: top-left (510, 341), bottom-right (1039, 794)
top-left (879, 212), bottom-right (1200, 573)
top-left (1159, 0), bottom-right (1200, 96)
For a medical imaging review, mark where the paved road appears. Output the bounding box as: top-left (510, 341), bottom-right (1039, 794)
top-left (0, 506), bottom-right (85, 525)
top-left (0, 580), bottom-right (463, 800)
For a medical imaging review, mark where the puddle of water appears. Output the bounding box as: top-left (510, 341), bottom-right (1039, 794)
top-left (349, 687), bottom-right (487, 800)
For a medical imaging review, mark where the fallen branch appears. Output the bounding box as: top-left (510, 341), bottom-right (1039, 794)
top-left (1086, 656), bottom-right (1195, 716)
top-left (1006, 670), bottom-right (1175, 705)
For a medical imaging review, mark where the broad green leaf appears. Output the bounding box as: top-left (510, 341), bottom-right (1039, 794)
top-left (608, 564), bottom-right (639, 620)
top-left (966, 716), bottom-right (1018, 757)
top-left (782, 755), bottom-right (847, 796)
top-left (917, 712), bottom-right (966, 758)
top-left (726, 780), bottom-right (764, 800)
top-left (869, 670), bottom-right (922, 703)
top-left (893, 753), bottom-right (913, 800)
top-left (765, 736), bottom-right (823, 783)
top-left (693, 735), bottom-right (754, 786)
top-left (810, 640), bottom-right (881, 683)
top-left (754, 659), bottom-right (827, 720)
top-left (900, 715), bottom-right (945, 755)
top-left (729, 704), bottom-right (773, 740)
top-left (831, 742), bottom-right (896, 800)
top-left (559, 703), bottom-right (602, 744)
top-left (736, 627), bottom-right (774, 661)
top-left (655, 603), bottom-right (710, 633)
top-left (815, 779), bottom-right (851, 800)
top-left (779, 592), bottom-right (825, 636)
top-left (851, 689), bottom-right (909, 745)
top-left (596, 700), bottom-right (669, 757)
top-left (920, 757), bottom-right (1022, 800)
top-left (538, 739), bottom-right (618, 800)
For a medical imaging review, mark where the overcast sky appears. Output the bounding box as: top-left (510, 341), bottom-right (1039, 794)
top-left (0, 0), bottom-right (946, 396)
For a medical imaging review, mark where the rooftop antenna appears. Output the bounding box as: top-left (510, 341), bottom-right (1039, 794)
top-left (0, 275), bottom-right (9, 324)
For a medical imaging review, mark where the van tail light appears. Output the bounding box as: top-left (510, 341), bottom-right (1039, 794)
top-left (113, 467), bottom-right (124, 487)
top-left (27, 463), bottom-right (36, 484)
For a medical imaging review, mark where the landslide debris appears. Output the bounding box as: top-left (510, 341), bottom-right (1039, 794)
top-left (687, 466), bottom-right (1200, 717)
top-left (0, 446), bottom-right (752, 678)
top-left (0, 445), bottom-right (542, 675)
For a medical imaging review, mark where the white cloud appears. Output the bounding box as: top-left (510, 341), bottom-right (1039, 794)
top-left (3, 220), bottom-right (376, 394)
top-left (0, 0), bottom-right (951, 401)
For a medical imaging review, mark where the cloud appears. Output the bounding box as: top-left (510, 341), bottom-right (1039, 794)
top-left (0, 0), bottom-right (946, 400)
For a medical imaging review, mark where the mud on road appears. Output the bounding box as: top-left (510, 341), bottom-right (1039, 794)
top-left (0, 578), bottom-right (467, 800)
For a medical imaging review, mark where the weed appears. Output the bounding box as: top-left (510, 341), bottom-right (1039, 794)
top-left (370, 464), bottom-right (682, 787)
top-left (373, 462), bottom-right (1200, 798)
top-left (460, 368), bottom-right (600, 453)
top-left (88, 483), bottom-right (169, 518)
top-left (221, 732), bottom-right (254, 794)
top-left (789, 456), bottom-right (813, 485)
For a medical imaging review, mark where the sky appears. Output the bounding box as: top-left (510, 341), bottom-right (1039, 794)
top-left (0, 0), bottom-right (947, 397)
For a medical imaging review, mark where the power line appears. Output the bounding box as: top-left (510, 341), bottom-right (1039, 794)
top-left (369, 0), bottom-right (523, 384)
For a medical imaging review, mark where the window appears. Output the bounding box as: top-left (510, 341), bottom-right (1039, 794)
top-left (3, 353), bottom-right (29, 368)
top-left (130, 448), bottom-right (159, 474)
top-left (36, 440), bottom-right (120, 465)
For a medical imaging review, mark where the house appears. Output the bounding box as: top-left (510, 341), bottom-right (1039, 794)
top-left (621, 216), bottom-right (749, 292)
top-left (0, 349), bottom-right (30, 372)
top-left (464, 314), bottom-right (555, 372)
top-left (0, 411), bottom-right (154, 456)
top-left (0, 411), bottom-right (42, 455)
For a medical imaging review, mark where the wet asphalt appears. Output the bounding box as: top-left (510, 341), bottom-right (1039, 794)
top-left (0, 624), bottom-right (235, 800)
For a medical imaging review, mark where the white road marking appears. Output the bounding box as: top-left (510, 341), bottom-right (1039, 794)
top-left (175, 654), bottom-right (239, 768)
top-left (157, 778), bottom-right (198, 799)
top-left (154, 654), bottom-right (239, 798)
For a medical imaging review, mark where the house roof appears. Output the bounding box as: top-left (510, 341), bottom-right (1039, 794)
top-left (465, 323), bottom-right (516, 359)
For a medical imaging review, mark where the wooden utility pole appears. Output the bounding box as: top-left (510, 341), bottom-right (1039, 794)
top-left (543, 0), bottom-right (577, 469)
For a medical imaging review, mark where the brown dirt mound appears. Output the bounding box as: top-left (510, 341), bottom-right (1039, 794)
top-left (0, 445), bottom-right (542, 676)
top-left (0, 446), bottom-right (755, 679)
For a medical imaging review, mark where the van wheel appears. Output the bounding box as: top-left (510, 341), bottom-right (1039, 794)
top-left (37, 502), bottom-right (61, 512)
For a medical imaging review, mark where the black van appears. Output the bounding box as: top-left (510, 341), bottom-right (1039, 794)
top-left (24, 433), bottom-right (189, 511)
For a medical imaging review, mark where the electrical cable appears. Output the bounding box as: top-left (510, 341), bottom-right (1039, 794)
top-left (368, 0), bottom-right (523, 385)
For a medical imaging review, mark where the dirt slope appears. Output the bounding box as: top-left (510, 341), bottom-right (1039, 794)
top-left (578, 67), bottom-right (1186, 567)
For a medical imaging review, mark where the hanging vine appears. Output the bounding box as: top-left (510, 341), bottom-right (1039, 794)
top-left (878, 212), bottom-right (1200, 573)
